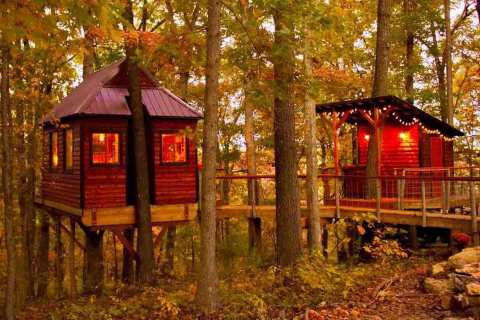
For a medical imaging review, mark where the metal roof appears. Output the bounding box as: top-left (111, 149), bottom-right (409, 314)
top-left (45, 60), bottom-right (202, 122)
top-left (316, 95), bottom-right (464, 137)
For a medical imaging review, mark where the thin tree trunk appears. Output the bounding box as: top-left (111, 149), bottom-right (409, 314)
top-left (444, 0), bottom-right (453, 125)
top-left (82, 26), bottom-right (95, 79)
top-left (122, 229), bottom-right (135, 284)
top-left (69, 219), bottom-right (77, 297)
top-left (124, 0), bottom-right (155, 285)
top-left (83, 228), bottom-right (104, 294)
top-left (163, 227), bottom-right (176, 274)
top-left (366, 0), bottom-right (391, 194)
top-left (304, 37), bottom-right (322, 251)
top-left (197, 0), bottom-right (220, 314)
top-left (1, 42), bottom-right (16, 320)
top-left (476, 0), bottom-right (480, 25)
top-left (272, 6), bottom-right (302, 266)
top-left (55, 216), bottom-right (64, 298)
top-left (37, 210), bottom-right (50, 298)
top-left (404, 0), bottom-right (414, 101)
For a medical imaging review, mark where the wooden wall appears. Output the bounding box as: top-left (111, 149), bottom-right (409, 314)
top-left (151, 118), bottom-right (198, 205)
top-left (357, 120), bottom-right (420, 173)
top-left (82, 118), bottom-right (128, 209)
top-left (41, 120), bottom-right (81, 207)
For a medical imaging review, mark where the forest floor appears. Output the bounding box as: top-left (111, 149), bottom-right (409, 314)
top-left (17, 250), bottom-right (472, 320)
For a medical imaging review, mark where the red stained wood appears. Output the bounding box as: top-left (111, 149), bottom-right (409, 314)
top-left (41, 120), bottom-right (82, 208)
top-left (151, 119), bottom-right (198, 205)
top-left (82, 118), bottom-right (128, 209)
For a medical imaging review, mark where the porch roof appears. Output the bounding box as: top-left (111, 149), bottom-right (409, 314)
top-left (316, 95), bottom-right (464, 137)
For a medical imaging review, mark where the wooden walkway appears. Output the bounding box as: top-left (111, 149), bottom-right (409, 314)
top-left (37, 198), bottom-right (479, 234)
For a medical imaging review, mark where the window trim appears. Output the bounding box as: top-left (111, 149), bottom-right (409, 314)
top-left (50, 131), bottom-right (59, 171)
top-left (89, 130), bottom-right (123, 167)
top-left (159, 131), bottom-right (189, 166)
top-left (64, 128), bottom-right (74, 173)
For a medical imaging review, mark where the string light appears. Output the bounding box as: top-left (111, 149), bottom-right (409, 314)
top-left (320, 106), bottom-right (457, 141)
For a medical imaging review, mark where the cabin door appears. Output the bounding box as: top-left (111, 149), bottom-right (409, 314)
top-left (430, 136), bottom-right (444, 197)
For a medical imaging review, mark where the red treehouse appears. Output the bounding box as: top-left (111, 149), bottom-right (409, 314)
top-left (38, 60), bottom-right (202, 228)
top-left (316, 96), bottom-right (464, 210)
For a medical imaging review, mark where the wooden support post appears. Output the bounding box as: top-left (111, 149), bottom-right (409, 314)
top-left (409, 225), bottom-right (418, 250)
top-left (445, 169), bottom-right (451, 212)
top-left (469, 181), bottom-right (479, 246)
top-left (421, 179), bottom-right (427, 227)
top-left (376, 177), bottom-right (381, 221)
top-left (248, 216), bottom-right (262, 252)
top-left (68, 218), bottom-right (77, 298)
top-left (55, 215), bottom-right (64, 298)
top-left (335, 177), bottom-right (341, 218)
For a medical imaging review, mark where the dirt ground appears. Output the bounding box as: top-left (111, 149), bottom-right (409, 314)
top-left (307, 261), bottom-right (470, 320)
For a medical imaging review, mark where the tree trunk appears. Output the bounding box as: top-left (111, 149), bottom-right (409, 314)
top-left (444, 0), bottom-right (453, 125)
top-left (476, 0), bottom-right (480, 25)
top-left (366, 0), bottom-right (391, 194)
top-left (68, 219), bottom-right (77, 297)
top-left (304, 37), bottom-right (321, 251)
top-left (122, 229), bottom-right (135, 284)
top-left (1, 43), bottom-right (16, 320)
top-left (272, 6), bottom-right (302, 266)
top-left (404, 0), bottom-right (414, 102)
top-left (37, 210), bottom-right (50, 298)
top-left (197, 0), bottom-right (220, 314)
top-left (372, 0), bottom-right (392, 97)
top-left (124, 0), bottom-right (155, 285)
top-left (83, 229), bottom-right (104, 294)
top-left (163, 226), bottom-right (176, 274)
top-left (82, 26), bottom-right (95, 79)
top-left (55, 216), bottom-right (64, 298)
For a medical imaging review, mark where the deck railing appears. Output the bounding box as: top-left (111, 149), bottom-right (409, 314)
top-left (216, 172), bottom-right (480, 228)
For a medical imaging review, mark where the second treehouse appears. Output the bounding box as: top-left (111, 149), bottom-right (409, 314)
top-left (39, 60), bottom-right (202, 227)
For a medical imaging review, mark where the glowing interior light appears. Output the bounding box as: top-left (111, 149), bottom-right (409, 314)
top-left (364, 134), bottom-right (370, 141)
top-left (98, 133), bottom-right (105, 142)
top-left (399, 132), bottom-right (409, 140)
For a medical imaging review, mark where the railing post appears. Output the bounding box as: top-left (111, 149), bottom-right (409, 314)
top-left (421, 178), bottom-right (427, 227)
top-left (335, 176), bottom-right (340, 218)
top-left (399, 169), bottom-right (405, 210)
top-left (469, 180), bottom-right (479, 246)
top-left (441, 174), bottom-right (447, 213)
top-left (376, 177), bottom-right (381, 221)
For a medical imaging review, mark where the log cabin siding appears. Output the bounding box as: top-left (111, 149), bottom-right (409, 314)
top-left (151, 119), bottom-right (198, 205)
top-left (82, 118), bottom-right (128, 209)
top-left (41, 121), bottom-right (82, 207)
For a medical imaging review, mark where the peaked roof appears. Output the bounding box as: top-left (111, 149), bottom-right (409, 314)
top-left (46, 60), bottom-right (202, 122)
top-left (316, 95), bottom-right (464, 137)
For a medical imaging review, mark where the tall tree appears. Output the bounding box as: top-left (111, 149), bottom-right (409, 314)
top-left (366, 0), bottom-right (392, 190)
top-left (304, 33), bottom-right (321, 251)
top-left (272, 2), bottom-right (302, 266)
top-left (444, 0), bottom-right (453, 125)
top-left (197, 0), bottom-right (220, 313)
top-left (124, 0), bottom-right (155, 285)
top-left (404, 0), bottom-right (415, 101)
top-left (1, 41), bottom-right (16, 320)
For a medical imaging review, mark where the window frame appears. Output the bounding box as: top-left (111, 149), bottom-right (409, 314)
top-left (159, 131), bottom-right (189, 166)
top-left (64, 128), bottom-right (74, 173)
top-left (50, 131), bottom-right (59, 171)
top-left (89, 130), bottom-right (123, 167)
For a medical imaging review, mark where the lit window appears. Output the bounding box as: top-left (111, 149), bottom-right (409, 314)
top-left (162, 133), bottom-right (187, 163)
top-left (65, 129), bottom-right (73, 171)
top-left (51, 132), bottom-right (58, 168)
top-left (91, 133), bottom-right (120, 165)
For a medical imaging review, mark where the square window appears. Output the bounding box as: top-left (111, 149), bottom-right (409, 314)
top-left (162, 133), bottom-right (187, 163)
top-left (91, 133), bottom-right (120, 165)
top-left (51, 132), bottom-right (58, 168)
top-left (65, 129), bottom-right (73, 171)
